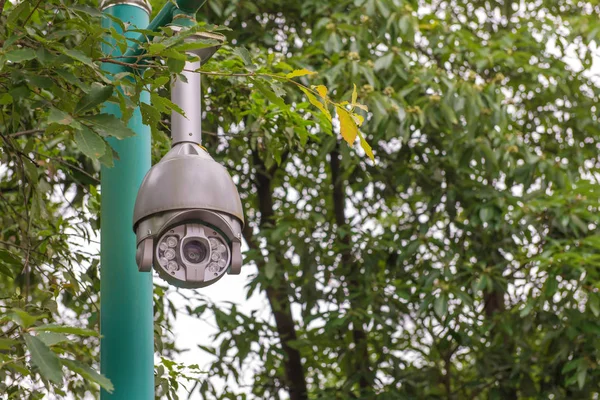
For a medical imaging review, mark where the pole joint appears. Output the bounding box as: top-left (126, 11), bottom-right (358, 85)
top-left (99, 0), bottom-right (151, 14)
top-left (175, 0), bottom-right (207, 14)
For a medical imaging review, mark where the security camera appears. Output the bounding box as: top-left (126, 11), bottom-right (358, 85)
top-left (132, 29), bottom-right (242, 289)
top-left (132, 142), bottom-right (244, 288)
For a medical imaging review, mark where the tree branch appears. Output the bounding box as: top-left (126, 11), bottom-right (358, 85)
top-left (22, 0), bottom-right (42, 26)
top-left (0, 0), bottom-right (6, 21)
top-left (9, 129), bottom-right (44, 138)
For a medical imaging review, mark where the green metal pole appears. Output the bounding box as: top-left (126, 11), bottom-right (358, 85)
top-left (122, 0), bottom-right (207, 61)
top-left (100, 1), bottom-right (154, 399)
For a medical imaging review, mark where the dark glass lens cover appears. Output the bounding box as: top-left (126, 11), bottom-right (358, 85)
top-left (183, 239), bottom-right (208, 264)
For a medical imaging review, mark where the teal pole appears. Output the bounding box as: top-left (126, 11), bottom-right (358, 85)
top-left (122, 0), bottom-right (207, 61)
top-left (100, 2), bottom-right (154, 399)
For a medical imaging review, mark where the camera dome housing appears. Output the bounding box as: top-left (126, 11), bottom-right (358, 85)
top-left (133, 142), bottom-right (244, 288)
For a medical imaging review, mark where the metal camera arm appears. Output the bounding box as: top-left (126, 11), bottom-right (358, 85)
top-left (169, 26), bottom-right (225, 145)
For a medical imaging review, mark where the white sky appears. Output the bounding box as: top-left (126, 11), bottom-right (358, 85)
top-left (170, 265), bottom-right (264, 399)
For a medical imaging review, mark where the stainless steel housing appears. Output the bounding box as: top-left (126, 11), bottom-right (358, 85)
top-left (133, 143), bottom-right (244, 288)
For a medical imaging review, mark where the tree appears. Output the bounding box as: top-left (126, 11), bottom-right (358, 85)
top-left (1, 0), bottom-right (600, 399)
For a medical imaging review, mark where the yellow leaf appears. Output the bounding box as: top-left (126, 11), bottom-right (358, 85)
top-left (336, 106), bottom-right (358, 145)
top-left (351, 83), bottom-right (357, 104)
top-left (358, 131), bottom-right (374, 160)
top-left (313, 85), bottom-right (328, 99)
top-left (353, 103), bottom-right (369, 112)
top-left (352, 113), bottom-right (364, 126)
top-left (301, 87), bottom-right (331, 121)
top-left (286, 69), bottom-right (317, 79)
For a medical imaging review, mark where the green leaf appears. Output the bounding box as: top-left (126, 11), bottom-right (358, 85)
top-left (28, 75), bottom-right (53, 89)
top-left (0, 338), bottom-right (19, 350)
top-left (151, 93), bottom-right (185, 116)
top-left (265, 259), bottom-right (276, 280)
top-left (0, 248), bottom-right (21, 275)
top-left (232, 46), bottom-right (255, 70)
top-left (434, 292), bottom-right (448, 318)
top-left (5, 49), bottom-right (36, 63)
top-left (61, 48), bottom-right (94, 67)
top-left (75, 84), bottom-right (114, 114)
top-left (571, 215), bottom-right (588, 234)
top-left (6, 1), bottom-right (29, 26)
top-left (82, 114), bottom-right (135, 139)
top-left (99, 145), bottom-right (118, 168)
top-left (74, 126), bottom-right (107, 160)
top-left (562, 358), bottom-right (582, 374)
top-left (286, 69), bottom-right (317, 79)
top-left (62, 359), bottom-right (114, 393)
top-left (270, 82), bottom-right (286, 97)
top-left (70, 5), bottom-right (104, 17)
top-left (24, 334), bottom-right (63, 384)
top-left (545, 275), bottom-right (558, 297)
top-left (148, 42), bottom-right (167, 54)
top-left (0, 249), bottom-right (20, 265)
top-left (166, 57), bottom-right (186, 73)
top-left (520, 303), bottom-right (534, 317)
top-left (358, 132), bottom-right (374, 161)
top-left (11, 309), bottom-right (41, 329)
top-left (399, 15), bottom-right (413, 36)
top-left (33, 324), bottom-right (100, 337)
top-left (254, 80), bottom-right (287, 109)
top-left (375, 0), bottom-right (390, 17)
top-left (324, 32), bottom-right (342, 53)
top-left (0, 93), bottom-right (13, 105)
top-left (0, 262), bottom-right (14, 278)
top-left (454, 291), bottom-right (473, 307)
top-left (578, 368), bottom-right (587, 390)
top-left (140, 102), bottom-right (161, 134)
top-left (174, 39), bottom-right (221, 53)
top-left (440, 102), bottom-right (458, 124)
top-left (589, 294), bottom-right (600, 317)
top-left (479, 206), bottom-right (494, 223)
top-left (36, 332), bottom-right (68, 347)
top-left (478, 139), bottom-right (498, 172)
top-left (374, 53), bottom-right (394, 71)
top-left (300, 87), bottom-right (331, 122)
top-left (48, 108), bottom-right (73, 125)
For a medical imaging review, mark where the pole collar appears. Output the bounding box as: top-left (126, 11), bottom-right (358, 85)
top-left (99, 0), bottom-right (152, 14)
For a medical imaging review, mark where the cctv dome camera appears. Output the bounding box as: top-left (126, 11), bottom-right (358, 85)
top-left (132, 143), bottom-right (244, 288)
top-left (131, 28), bottom-right (241, 288)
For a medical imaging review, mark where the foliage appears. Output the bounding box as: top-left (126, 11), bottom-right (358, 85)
top-left (2, 0), bottom-right (600, 399)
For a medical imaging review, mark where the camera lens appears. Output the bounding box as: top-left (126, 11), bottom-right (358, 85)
top-left (182, 240), bottom-right (208, 264)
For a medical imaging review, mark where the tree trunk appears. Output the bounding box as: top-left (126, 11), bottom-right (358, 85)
top-left (330, 148), bottom-right (372, 395)
top-left (242, 149), bottom-right (308, 400)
